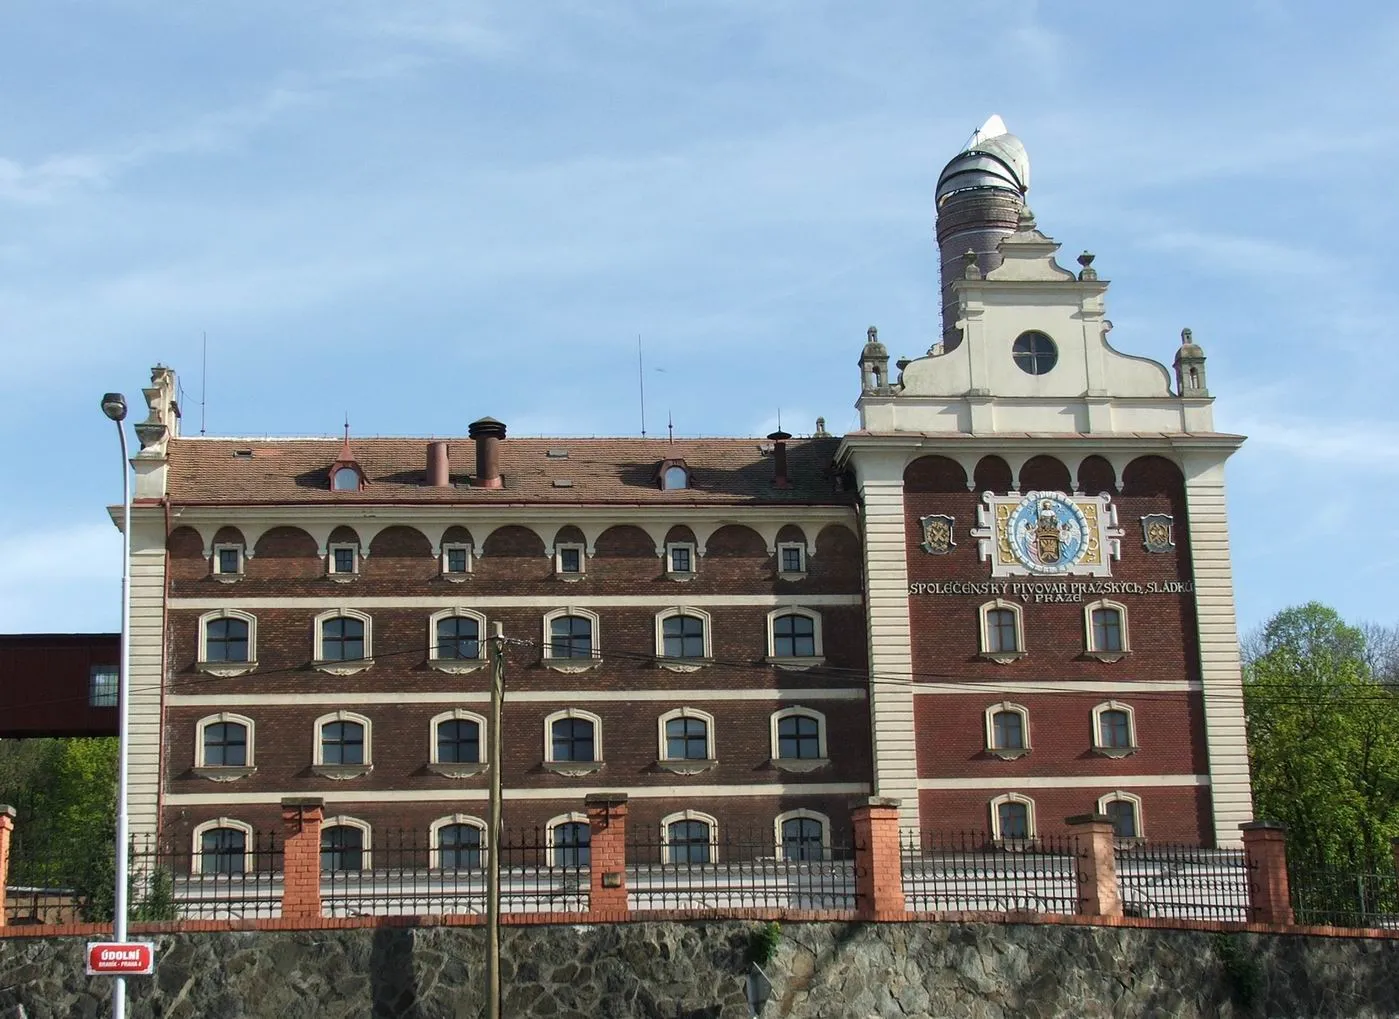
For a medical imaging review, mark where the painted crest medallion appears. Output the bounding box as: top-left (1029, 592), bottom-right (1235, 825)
top-left (971, 490), bottom-right (1123, 578)
top-left (919, 515), bottom-right (956, 555)
top-left (1007, 493), bottom-right (1089, 573)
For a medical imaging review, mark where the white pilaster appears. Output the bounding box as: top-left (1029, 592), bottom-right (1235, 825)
top-left (128, 512), bottom-right (167, 838)
top-left (855, 454), bottom-right (919, 829)
top-left (1183, 454), bottom-right (1253, 847)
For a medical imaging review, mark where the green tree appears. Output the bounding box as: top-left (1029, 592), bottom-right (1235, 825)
top-left (1244, 603), bottom-right (1399, 875)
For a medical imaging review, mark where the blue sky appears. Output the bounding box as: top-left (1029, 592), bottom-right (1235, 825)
top-left (2, 1), bottom-right (1396, 636)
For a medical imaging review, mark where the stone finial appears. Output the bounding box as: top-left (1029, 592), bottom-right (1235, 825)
top-left (1174, 326), bottom-right (1208, 396)
top-left (814, 416), bottom-right (829, 437)
top-left (1077, 251), bottom-right (1097, 281)
top-left (962, 249), bottom-right (982, 280)
top-left (859, 325), bottom-right (890, 394)
top-left (135, 364), bottom-right (180, 454)
top-left (1016, 206), bottom-right (1037, 231)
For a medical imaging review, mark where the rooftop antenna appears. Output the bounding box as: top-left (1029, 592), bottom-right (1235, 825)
top-left (200, 331), bottom-right (207, 436)
top-left (638, 334), bottom-right (647, 438)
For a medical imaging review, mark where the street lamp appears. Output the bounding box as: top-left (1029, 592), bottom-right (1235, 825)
top-left (101, 392), bottom-right (132, 1019)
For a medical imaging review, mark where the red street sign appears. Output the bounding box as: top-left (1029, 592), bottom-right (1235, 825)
top-left (86, 942), bottom-right (156, 976)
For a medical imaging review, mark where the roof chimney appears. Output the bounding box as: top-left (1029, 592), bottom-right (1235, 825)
top-left (468, 417), bottom-right (506, 489)
top-left (426, 441), bottom-right (450, 487)
top-left (767, 430), bottom-right (792, 489)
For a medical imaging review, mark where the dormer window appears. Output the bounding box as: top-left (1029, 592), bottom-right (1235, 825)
top-left (330, 466), bottom-right (363, 492)
top-left (658, 459), bottom-right (689, 490)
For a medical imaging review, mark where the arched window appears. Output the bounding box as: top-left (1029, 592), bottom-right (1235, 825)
top-left (776, 810), bottom-right (830, 863)
top-left (1092, 701), bottom-right (1138, 756)
top-left (662, 614), bottom-right (706, 658)
top-left (1084, 600), bottom-right (1130, 658)
top-left (321, 617), bottom-right (365, 661)
top-left (662, 465), bottom-right (689, 490)
top-left (1097, 791), bottom-right (1144, 840)
top-left (431, 816), bottom-right (485, 870)
top-left (197, 610), bottom-right (257, 674)
top-left (548, 814), bottom-right (591, 868)
top-left (767, 608), bottom-right (823, 663)
top-left (192, 818), bottom-right (253, 875)
top-left (543, 610), bottom-right (597, 661)
top-left (984, 702), bottom-right (1030, 758)
top-left (978, 600), bottom-right (1024, 660)
top-left (201, 718), bottom-right (248, 767)
top-left (435, 615), bottom-right (481, 660)
top-left (661, 811), bottom-right (716, 865)
top-left (313, 711), bottom-right (372, 776)
top-left (771, 707), bottom-right (827, 766)
top-left (544, 709), bottom-right (601, 765)
top-left (321, 817), bottom-right (370, 871)
top-left (989, 794), bottom-right (1035, 841)
top-left (436, 715), bottom-right (481, 764)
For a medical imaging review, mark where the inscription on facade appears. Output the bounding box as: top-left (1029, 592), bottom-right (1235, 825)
top-left (908, 580), bottom-right (1194, 602)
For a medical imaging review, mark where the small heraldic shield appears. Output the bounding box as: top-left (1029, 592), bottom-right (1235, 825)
top-left (920, 514), bottom-right (956, 555)
top-left (1141, 514), bottom-right (1175, 554)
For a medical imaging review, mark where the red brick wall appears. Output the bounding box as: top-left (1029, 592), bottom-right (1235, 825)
top-left (920, 786), bottom-right (1212, 843)
top-left (902, 453), bottom-right (1209, 841)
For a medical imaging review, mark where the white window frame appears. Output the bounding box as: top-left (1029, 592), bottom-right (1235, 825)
top-left (427, 607), bottom-right (488, 673)
top-left (541, 607), bottom-right (600, 672)
top-left (322, 815), bottom-right (372, 870)
top-left (774, 808), bottom-right (831, 861)
top-left (661, 464), bottom-right (689, 490)
top-left (429, 814), bottom-right (487, 870)
top-left (313, 608), bottom-right (373, 674)
top-left (312, 709), bottom-right (373, 778)
top-left (440, 543), bottom-right (474, 581)
top-left (545, 811), bottom-right (591, 868)
top-left (666, 541), bottom-right (697, 579)
top-left (543, 707), bottom-right (603, 774)
top-left (656, 707), bottom-right (717, 772)
top-left (554, 542), bottom-right (587, 580)
top-left (989, 792), bottom-right (1037, 842)
top-left (191, 817), bottom-right (255, 875)
top-left (1096, 790), bottom-right (1145, 841)
top-left (660, 809), bottom-right (718, 862)
top-left (654, 606), bottom-right (713, 670)
top-left (984, 701), bottom-right (1031, 759)
top-left (979, 599), bottom-right (1026, 662)
top-left (212, 542), bottom-right (245, 580)
top-left (193, 711), bottom-right (256, 779)
top-left (197, 609), bottom-right (258, 676)
top-left (1084, 599), bottom-right (1130, 660)
top-left (1091, 700), bottom-right (1139, 757)
top-left (770, 706), bottom-right (828, 771)
top-left (427, 708), bottom-right (488, 777)
top-left (776, 541), bottom-right (808, 579)
top-left (766, 607), bottom-right (825, 669)
top-left (327, 541), bottom-right (360, 579)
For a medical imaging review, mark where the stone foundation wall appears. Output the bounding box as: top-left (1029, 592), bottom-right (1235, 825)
top-left (1, 921), bottom-right (1397, 1018)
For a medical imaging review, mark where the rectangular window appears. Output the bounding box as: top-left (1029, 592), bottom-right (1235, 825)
top-left (986, 609), bottom-right (1019, 653)
top-left (665, 717), bottom-right (708, 760)
top-left (556, 543), bottom-right (584, 576)
top-left (667, 543), bottom-right (694, 575)
top-left (998, 802), bottom-right (1029, 840)
top-left (444, 546), bottom-right (471, 575)
top-left (779, 543), bottom-right (806, 575)
top-left (330, 545), bottom-right (357, 575)
top-left (215, 546), bottom-right (243, 576)
top-left (89, 666), bottom-right (118, 707)
top-left (1092, 608), bottom-right (1123, 652)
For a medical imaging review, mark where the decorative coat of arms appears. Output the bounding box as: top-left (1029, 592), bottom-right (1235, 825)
top-left (1141, 514), bottom-right (1175, 554)
top-left (971, 491), bottom-right (1123, 577)
top-left (919, 515), bottom-right (956, 555)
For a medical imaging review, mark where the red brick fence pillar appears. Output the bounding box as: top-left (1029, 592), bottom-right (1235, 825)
top-left (852, 796), bottom-right (905, 920)
top-left (281, 796), bottom-right (324, 921)
top-left (586, 792), bottom-right (629, 919)
top-left (1242, 820), bottom-right (1293, 926)
top-left (0, 805), bottom-right (14, 928)
top-left (1066, 813), bottom-right (1122, 918)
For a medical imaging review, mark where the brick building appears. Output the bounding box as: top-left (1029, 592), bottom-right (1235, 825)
top-left (119, 117), bottom-right (1251, 870)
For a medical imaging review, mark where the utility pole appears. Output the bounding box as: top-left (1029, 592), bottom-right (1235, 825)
top-left (486, 621), bottom-right (505, 1019)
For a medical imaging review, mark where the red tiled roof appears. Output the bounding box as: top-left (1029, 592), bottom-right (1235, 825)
top-left (166, 437), bottom-right (851, 506)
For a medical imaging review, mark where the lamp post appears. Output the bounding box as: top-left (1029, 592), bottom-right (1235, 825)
top-left (101, 392), bottom-right (131, 1019)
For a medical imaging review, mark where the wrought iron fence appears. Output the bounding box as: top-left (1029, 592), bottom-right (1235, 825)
top-left (1114, 843), bottom-right (1250, 922)
top-left (625, 825), bottom-right (856, 912)
top-left (1290, 868), bottom-right (1399, 929)
top-left (321, 827), bottom-right (587, 917)
top-left (900, 830), bottom-right (1082, 915)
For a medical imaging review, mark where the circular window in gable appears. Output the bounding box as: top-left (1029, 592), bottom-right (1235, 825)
top-left (1012, 331), bottom-right (1058, 375)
